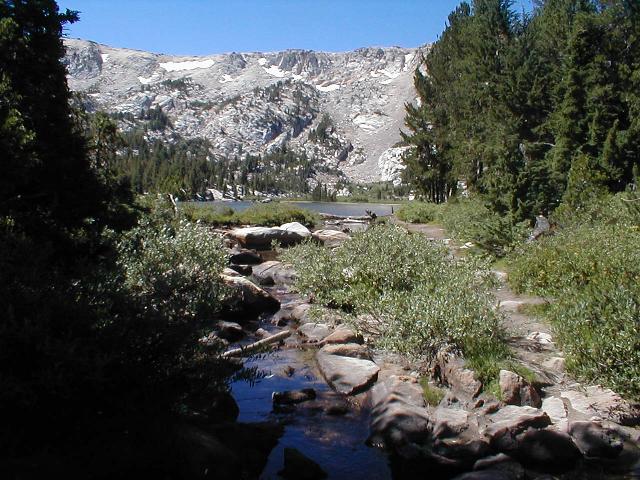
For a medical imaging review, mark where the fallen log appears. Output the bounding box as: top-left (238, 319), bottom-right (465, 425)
top-left (319, 213), bottom-right (373, 221)
top-left (221, 330), bottom-right (291, 358)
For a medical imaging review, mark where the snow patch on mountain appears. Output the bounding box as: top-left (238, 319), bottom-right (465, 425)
top-left (159, 59), bottom-right (215, 71)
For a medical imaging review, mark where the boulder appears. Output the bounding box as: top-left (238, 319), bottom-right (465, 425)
top-left (567, 421), bottom-right (623, 459)
top-left (507, 428), bottom-right (582, 471)
top-left (228, 226), bottom-right (306, 249)
top-left (368, 375), bottom-right (431, 448)
top-left (271, 302), bottom-right (311, 326)
top-left (298, 322), bottom-right (331, 343)
top-left (272, 388), bottom-right (317, 406)
top-left (279, 222), bottom-right (312, 237)
top-left (499, 370), bottom-right (542, 408)
top-left (222, 267), bottom-right (242, 277)
top-left (482, 405), bottom-right (551, 441)
top-left (432, 407), bottom-right (473, 439)
top-left (311, 229), bottom-right (351, 248)
top-left (229, 247), bottom-right (262, 265)
top-left (319, 343), bottom-right (371, 360)
top-left (251, 260), bottom-right (297, 286)
top-left (216, 321), bottom-right (245, 342)
top-left (434, 350), bottom-right (482, 398)
top-left (221, 274), bottom-right (280, 316)
top-left (320, 326), bottom-right (363, 345)
top-left (316, 351), bottom-right (379, 395)
top-left (227, 264), bottom-right (253, 276)
top-left (279, 448), bottom-right (327, 480)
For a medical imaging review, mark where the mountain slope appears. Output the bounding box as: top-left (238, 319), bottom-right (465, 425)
top-left (64, 38), bottom-right (425, 184)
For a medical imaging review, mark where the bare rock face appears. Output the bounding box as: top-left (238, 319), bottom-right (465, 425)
top-left (316, 351), bottom-right (379, 395)
top-left (64, 39), bottom-right (426, 184)
top-left (499, 370), bottom-right (542, 408)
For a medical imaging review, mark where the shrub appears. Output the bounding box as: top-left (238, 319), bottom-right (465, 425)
top-left (438, 197), bottom-right (529, 257)
top-left (508, 222), bottom-right (640, 398)
top-left (280, 225), bottom-right (508, 383)
top-left (396, 201), bottom-right (441, 223)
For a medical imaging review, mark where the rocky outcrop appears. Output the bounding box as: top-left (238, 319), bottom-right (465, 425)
top-left (65, 38), bottom-right (424, 183)
top-left (434, 350), bottom-right (483, 399)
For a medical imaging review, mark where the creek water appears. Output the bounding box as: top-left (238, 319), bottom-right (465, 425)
top-left (229, 288), bottom-right (392, 479)
top-left (191, 200), bottom-right (401, 217)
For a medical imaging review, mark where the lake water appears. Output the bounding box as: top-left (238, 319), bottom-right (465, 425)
top-left (191, 200), bottom-right (401, 217)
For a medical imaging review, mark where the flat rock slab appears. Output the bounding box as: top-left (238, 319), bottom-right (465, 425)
top-left (298, 323), bottom-right (331, 343)
top-left (320, 326), bottom-right (363, 345)
top-left (316, 352), bottom-right (379, 395)
top-left (319, 343), bottom-right (371, 360)
top-left (252, 260), bottom-right (297, 286)
top-left (561, 386), bottom-right (640, 425)
top-left (482, 405), bottom-right (551, 439)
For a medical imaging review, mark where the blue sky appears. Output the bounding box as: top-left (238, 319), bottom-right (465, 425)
top-left (58, 0), bottom-right (533, 56)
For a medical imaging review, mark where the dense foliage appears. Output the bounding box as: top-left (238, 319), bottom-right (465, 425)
top-left (0, 1), bottom-right (235, 473)
top-left (404, 0), bottom-right (640, 219)
top-left (281, 225), bottom-right (510, 382)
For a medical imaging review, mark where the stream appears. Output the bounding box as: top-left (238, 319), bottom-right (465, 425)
top-left (229, 288), bottom-right (392, 479)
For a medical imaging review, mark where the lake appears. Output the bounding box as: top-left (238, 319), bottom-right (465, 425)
top-left (190, 200), bottom-right (402, 217)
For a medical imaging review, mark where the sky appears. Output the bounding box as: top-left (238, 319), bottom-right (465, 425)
top-left (58, 0), bottom-right (533, 56)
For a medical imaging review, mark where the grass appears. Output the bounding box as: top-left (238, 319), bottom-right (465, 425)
top-left (420, 378), bottom-right (446, 406)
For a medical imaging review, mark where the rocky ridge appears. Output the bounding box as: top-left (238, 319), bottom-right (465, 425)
top-left (64, 38), bottom-right (425, 184)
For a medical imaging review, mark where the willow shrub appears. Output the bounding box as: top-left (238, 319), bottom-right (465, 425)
top-left (508, 222), bottom-right (640, 398)
top-left (281, 225), bottom-right (508, 383)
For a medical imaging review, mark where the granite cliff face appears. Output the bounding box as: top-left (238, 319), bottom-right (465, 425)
top-left (64, 38), bottom-right (426, 184)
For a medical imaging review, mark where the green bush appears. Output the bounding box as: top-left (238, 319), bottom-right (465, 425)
top-left (438, 197), bottom-right (529, 257)
top-left (181, 202), bottom-right (319, 228)
top-left (281, 225), bottom-right (508, 383)
top-left (508, 222), bottom-right (640, 398)
top-left (117, 217), bottom-right (229, 322)
top-left (396, 201), bottom-right (441, 223)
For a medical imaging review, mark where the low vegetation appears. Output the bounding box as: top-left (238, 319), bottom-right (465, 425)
top-left (507, 194), bottom-right (640, 398)
top-left (396, 201), bottom-right (439, 224)
top-left (281, 225), bottom-right (510, 384)
top-left (181, 202), bottom-right (319, 227)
